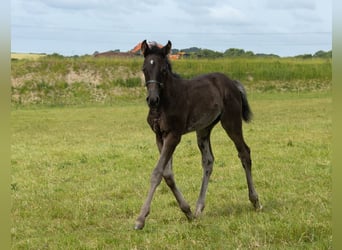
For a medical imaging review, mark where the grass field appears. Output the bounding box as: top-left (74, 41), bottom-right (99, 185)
top-left (11, 91), bottom-right (331, 249)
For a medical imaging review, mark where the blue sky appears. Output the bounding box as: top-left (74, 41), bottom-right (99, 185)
top-left (11, 0), bottom-right (332, 56)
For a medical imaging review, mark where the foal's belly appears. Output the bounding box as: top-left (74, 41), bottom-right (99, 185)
top-left (185, 105), bottom-right (221, 132)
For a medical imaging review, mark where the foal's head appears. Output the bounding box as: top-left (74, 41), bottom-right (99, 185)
top-left (141, 40), bottom-right (172, 108)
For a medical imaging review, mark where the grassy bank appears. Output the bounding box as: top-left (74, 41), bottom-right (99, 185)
top-left (11, 56), bottom-right (331, 106)
top-left (11, 92), bottom-right (331, 249)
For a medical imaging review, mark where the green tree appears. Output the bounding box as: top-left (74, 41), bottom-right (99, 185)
top-left (224, 48), bottom-right (245, 57)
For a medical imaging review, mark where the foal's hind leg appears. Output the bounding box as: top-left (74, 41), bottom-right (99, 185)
top-left (195, 128), bottom-right (215, 217)
top-left (221, 116), bottom-right (262, 210)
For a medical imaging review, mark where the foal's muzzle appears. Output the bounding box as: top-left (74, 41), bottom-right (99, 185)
top-left (145, 80), bottom-right (163, 108)
top-left (146, 95), bottom-right (160, 108)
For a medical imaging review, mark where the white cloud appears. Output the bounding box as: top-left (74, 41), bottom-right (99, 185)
top-left (265, 0), bottom-right (315, 10)
top-left (208, 5), bottom-right (247, 23)
top-left (42, 0), bottom-right (102, 10)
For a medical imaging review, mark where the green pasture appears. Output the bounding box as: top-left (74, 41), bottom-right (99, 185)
top-left (11, 92), bottom-right (331, 249)
top-left (11, 55), bottom-right (332, 248)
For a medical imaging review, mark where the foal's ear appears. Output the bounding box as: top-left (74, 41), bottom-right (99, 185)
top-left (162, 40), bottom-right (172, 56)
top-left (141, 40), bottom-right (149, 57)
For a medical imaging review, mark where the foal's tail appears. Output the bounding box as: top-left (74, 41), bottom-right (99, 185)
top-left (234, 80), bottom-right (253, 123)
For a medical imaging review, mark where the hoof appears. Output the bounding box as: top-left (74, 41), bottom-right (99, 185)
top-left (255, 204), bottom-right (263, 211)
top-left (194, 210), bottom-right (202, 218)
top-left (134, 221), bottom-right (145, 230)
top-left (194, 204), bottom-right (205, 218)
top-left (253, 200), bottom-right (263, 211)
top-left (186, 211), bottom-right (194, 221)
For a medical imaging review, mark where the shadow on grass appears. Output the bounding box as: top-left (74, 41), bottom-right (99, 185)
top-left (204, 198), bottom-right (283, 218)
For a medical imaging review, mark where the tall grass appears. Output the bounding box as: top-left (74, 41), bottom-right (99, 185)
top-left (173, 57), bottom-right (331, 82)
top-left (11, 55), bottom-right (143, 78)
top-left (11, 56), bottom-right (331, 106)
top-left (11, 55), bottom-right (332, 82)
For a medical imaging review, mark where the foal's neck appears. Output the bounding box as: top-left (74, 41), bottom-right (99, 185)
top-left (164, 72), bottom-right (183, 93)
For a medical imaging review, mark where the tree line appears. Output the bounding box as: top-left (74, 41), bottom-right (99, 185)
top-left (171, 47), bottom-right (332, 59)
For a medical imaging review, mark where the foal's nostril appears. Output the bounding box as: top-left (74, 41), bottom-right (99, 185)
top-left (147, 96), bottom-right (160, 107)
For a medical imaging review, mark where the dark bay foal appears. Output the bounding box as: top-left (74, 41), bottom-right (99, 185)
top-left (134, 40), bottom-right (262, 230)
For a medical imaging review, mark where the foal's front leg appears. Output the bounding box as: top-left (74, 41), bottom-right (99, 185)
top-left (134, 133), bottom-right (181, 230)
top-left (155, 133), bottom-right (193, 221)
top-left (163, 159), bottom-right (193, 221)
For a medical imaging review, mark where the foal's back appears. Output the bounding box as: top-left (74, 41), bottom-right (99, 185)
top-left (181, 72), bottom-right (243, 129)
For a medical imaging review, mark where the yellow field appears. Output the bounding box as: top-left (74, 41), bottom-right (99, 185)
top-left (11, 53), bottom-right (46, 60)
